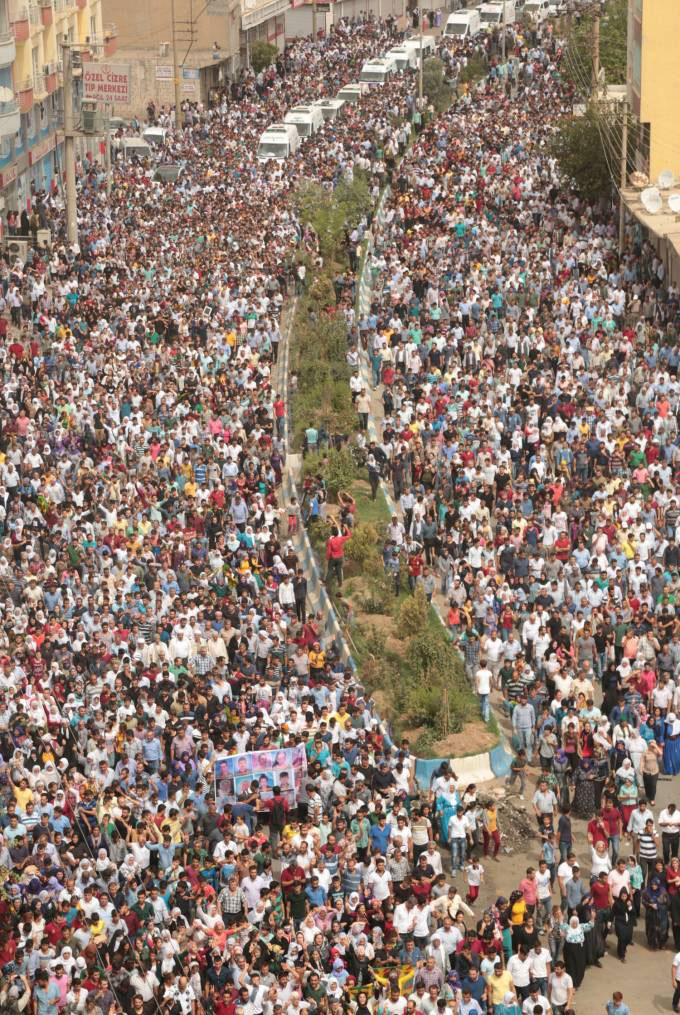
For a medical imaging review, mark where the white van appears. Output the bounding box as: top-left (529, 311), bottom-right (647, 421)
top-left (284, 104), bottom-right (324, 139)
top-left (142, 126), bottom-right (168, 148)
top-left (118, 137), bottom-right (153, 162)
top-left (336, 83), bottom-right (368, 104)
top-left (385, 46), bottom-right (419, 71)
top-left (479, 0), bottom-right (516, 30)
top-left (257, 123), bottom-right (300, 163)
top-left (403, 34), bottom-right (436, 59)
top-left (444, 9), bottom-right (482, 38)
top-left (359, 58), bottom-right (395, 86)
top-left (311, 98), bottom-right (345, 121)
top-left (524, 0), bottom-right (549, 21)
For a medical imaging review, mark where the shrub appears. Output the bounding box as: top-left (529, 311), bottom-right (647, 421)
top-left (459, 53), bottom-right (487, 85)
top-left (397, 587), bottom-right (428, 638)
top-left (345, 522), bottom-right (380, 567)
top-left (250, 41), bottom-right (278, 74)
top-left (422, 57), bottom-right (453, 112)
top-left (322, 447), bottom-right (357, 502)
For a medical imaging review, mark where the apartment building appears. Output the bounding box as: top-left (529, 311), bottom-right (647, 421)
top-left (627, 0), bottom-right (680, 182)
top-left (101, 0), bottom-right (240, 115)
top-left (0, 0), bottom-right (113, 215)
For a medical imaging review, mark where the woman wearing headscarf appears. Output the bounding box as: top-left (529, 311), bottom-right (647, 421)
top-left (561, 913), bottom-right (592, 989)
top-left (664, 713), bottom-right (680, 776)
top-left (642, 875), bottom-right (670, 948)
top-left (571, 755), bottom-right (597, 819)
top-left (611, 887), bottom-right (636, 962)
top-left (617, 771), bottom-right (639, 829)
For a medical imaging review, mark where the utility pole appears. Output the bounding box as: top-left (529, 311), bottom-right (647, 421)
top-left (62, 42), bottom-right (78, 247)
top-left (105, 103), bottom-right (112, 198)
top-left (619, 101), bottom-right (628, 256)
top-left (591, 10), bottom-right (600, 93)
top-left (171, 0), bottom-right (183, 130)
top-left (312, 0), bottom-right (317, 43)
top-left (418, 2), bottom-right (423, 102)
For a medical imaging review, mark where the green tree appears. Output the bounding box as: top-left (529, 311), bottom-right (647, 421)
top-left (250, 41), bottom-right (278, 75)
top-left (421, 57), bottom-right (453, 112)
top-left (564, 0), bottom-right (627, 94)
top-left (549, 108), bottom-right (620, 203)
top-left (293, 172), bottom-right (371, 262)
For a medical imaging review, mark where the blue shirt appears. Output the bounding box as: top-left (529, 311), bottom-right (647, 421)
top-left (35, 982), bottom-right (61, 1015)
top-left (369, 822), bottom-right (392, 854)
top-left (606, 1004), bottom-right (630, 1015)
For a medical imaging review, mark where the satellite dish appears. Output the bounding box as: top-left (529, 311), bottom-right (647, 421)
top-left (641, 187), bottom-right (663, 214)
top-left (668, 193), bottom-right (680, 213)
top-left (659, 170), bottom-right (675, 189)
top-left (0, 86), bottom-right (13, 103)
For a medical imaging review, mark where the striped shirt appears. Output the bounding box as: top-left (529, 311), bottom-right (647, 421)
top-left (638, 831), bottom-right (658, 860)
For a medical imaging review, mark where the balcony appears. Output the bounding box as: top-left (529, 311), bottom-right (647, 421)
top-left (0, 29), bottom-right (17, 65)
top-left (54, 0), bottom-right (74, 13)
top-left (45, 66), bottom-right (57, 92)
top-left (17, 76), bottom-right (33, 112)
top-left (39, 0), bottom-right (53, 27)
top-left (28, 3), bottom-right (42, 27)
top-left (33, 71), bottom-right (46, 97)
top-left (0, 97), bottom-right (20, 137)
top-left (10, 5), bottom-right (29, 43)
top-left (76, 0), bottom-right (85, 7)
top-left (103, 23), bottom-right (117, 57)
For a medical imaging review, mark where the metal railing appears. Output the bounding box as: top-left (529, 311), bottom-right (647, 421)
top-left (28, 3), bottom-right (41, 25)
top-left (33, 71), bottom-right (45, 94)
top-left (17, 76), bottom-right (33, 91)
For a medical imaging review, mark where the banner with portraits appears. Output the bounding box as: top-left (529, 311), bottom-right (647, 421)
top-left (214, 745), bottom-right (307, 806)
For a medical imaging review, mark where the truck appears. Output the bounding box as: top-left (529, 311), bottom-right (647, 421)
top-left (385, 46), bottom-right (419, 71)
top-left (403, 34), bottom-right (436, 59)
top-left (359, 58), bottom-right (395, 86)
top-left (283, 105), bottom-right (324, 139)
top-left (443, 9), bottom-right (482, 38)
top-left (479, 0), bottom-right (516, 30)
top-left (257, 123), bottom-right (301, 163)
top-left (311, 98), bottom-right (346, 121)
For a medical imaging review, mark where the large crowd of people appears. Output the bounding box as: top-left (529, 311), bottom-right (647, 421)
top-left (348, 8), bottom-right (680, 1015)
top-left (0, 8), bottom-right (672, 1015)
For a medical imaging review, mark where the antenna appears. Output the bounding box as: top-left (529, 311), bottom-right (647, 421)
top-left (640, 187), bottom-right (663, 214)
top-left (658, 170), bottom-right (675, 189)
top-left (668, 194), bottom-right (680, 214)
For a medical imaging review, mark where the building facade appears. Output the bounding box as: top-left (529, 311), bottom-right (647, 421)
top-left (627, 0), bottom-right (680, 182)
top-left (0, 0), bottom-right (113, 216)
top-left (240, 0), bottom-right (290, 66)
top-left (101, 0), bottom-right (241, 116)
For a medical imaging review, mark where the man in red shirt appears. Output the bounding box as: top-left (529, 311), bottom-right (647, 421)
top-left (591, 869), bottom-right (612, 914)
top-left (325, 524), bottom-right (351, 588)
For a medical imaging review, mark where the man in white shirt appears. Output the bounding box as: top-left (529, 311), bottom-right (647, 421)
top-left (547, 961), bottom-right (573, 1014)
top-left (522, 985), bottom-right (551, 1015)
top-left (659, 803), bottom-right (680, 862)
top-left (475, 665), bottom-right (492, 722)
top-left (528, 942), bottom-right (551, 995)
top-left (365, 857), bottom-right (392, 902)
top-left (507, 946), bottom-right (532, 999)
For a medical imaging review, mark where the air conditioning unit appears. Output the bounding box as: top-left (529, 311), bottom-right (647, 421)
top-left (159, 41), bottom-right (170, 56)
top-left (6, 238), bottom-right (30, 261)
top-left (81, 108), bottom-right (103, 133)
